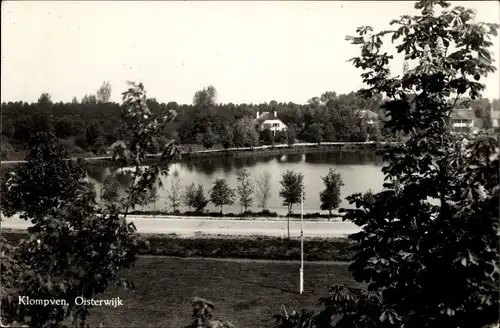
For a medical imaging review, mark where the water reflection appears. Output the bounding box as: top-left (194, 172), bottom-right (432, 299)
top-left (305, 151), bottom-right (382, 165)
top-left (88, 150), bottom-right (386, 214)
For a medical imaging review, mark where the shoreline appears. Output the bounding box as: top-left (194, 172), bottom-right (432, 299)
top-left (0, 141), bottom-right (397, 166)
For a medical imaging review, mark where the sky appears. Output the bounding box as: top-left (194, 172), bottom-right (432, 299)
top-left (1, 1), bottom-right (499, 105)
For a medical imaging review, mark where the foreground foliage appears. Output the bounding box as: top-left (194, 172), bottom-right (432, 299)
top-left (186, 297), bottom-right (236, 328)
top-left (272, 1), bottom-right (500, 327)
top-left (0, 131), bottom-right (87, 223)
top-left (0, 82), bottom-right (179, 327)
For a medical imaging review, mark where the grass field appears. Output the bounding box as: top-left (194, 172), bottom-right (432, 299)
top-left (84, 257), bottom-right (362, 328)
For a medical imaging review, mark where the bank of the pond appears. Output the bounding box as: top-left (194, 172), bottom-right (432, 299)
top-left (177, 141), bottom-right (394, 162)
top-left (0, 141), bottom-right (397, 168)
top-left (2, 229), bottom-right (356, 262)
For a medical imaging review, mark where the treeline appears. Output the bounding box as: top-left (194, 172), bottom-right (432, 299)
top-left (2, 83), bottom-right (498, 160)
top-left (1, 84), bottom-right (389, 159)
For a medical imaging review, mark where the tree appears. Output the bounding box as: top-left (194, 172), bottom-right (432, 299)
top-left (203, 126), bottom-right (217, 149)
top-left (94, 135), bottom-right (107, 154)
top-left (471, 98), bottom-right (493, 130)
top-left (303, 123), bottom-right (323, 144)
top-left (85, 120), bottom-right (104, 152)
top-left (320, 91), bottom-right (337, 104)
top-left (233, 116), bottom-right (259, 149)
top-left (96, 81), bottom-right (112, 103)
top-left (279, 170), bottom-right (305, 215)
top-left (1, 82), bottom-right (180, 327)
top-left (36, 93), bottom-right (53, 113)
top-left (337, 2), bottom-right (498, 327)
top-left (82, 94), bottom-right (97, 104)
top-left (183, 183), bottom-right (208, 212)
top-left (362, 189), bottom-right (376, 205)
top-left (37, 92), bottom-right (52, 105)
top-left (193, 185), bottom-right (209, 212)
top-left (322, 122), bottom-right (335, 142)
top-left (101, 174), bottom-right (120, 204)
top-left (255, 171), bottom-right (272, 210)
top-left (71, 96), bottom-right (78, 104)
top-left (183, 183), bottom-right (197, 211)
top-left (492, 98), bottom-right (500, 111)
top-left (279, 169), bottom-right (305, 239)
top-left (275, 130), bottom-right (287, 144)
top-left (287, 124), bottom-right (298, 147)
top-left (209, 178), bottom-right (236, 214)
top-left (0, 131), bottom-right (87, 223)
top-left (195, 133), bottom-right (204, 146)
top-left (193, 85), bottom-right (217, 107)
top-left (218, 122), bottom-right (233, 150)
top-left (236, 169), bottom-right (254, 213)
top-left (319, 169), bottom-right (344, 217)
top-left (54, 117), bottom-right (74, 139)
top-left (166, 176), bottom-right (182, 213)
top-left (134, 179), bottom-right (159, 209)
top-left (260, 128), bottom-right (274, 145)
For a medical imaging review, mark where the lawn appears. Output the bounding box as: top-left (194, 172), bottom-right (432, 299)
top-left (85, 257), bottom-right (362, 328)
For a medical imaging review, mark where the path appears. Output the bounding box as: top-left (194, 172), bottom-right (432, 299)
top-left (1, 214), bottom-right (361, 238)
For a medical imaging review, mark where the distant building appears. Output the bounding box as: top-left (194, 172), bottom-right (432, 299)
top-left (449, 108), bottom-right (478, 134)
top-left (254, 111), bottom-right (288, 135)
top-left (355, 109), bottom-right (379, 125)
top-left (490, 110), bottom-right (500, 129)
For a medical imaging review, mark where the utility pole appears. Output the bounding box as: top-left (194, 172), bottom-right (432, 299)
top-left (300, 189), bottom-right (304, 295)
top-left (287, 213), bottom-right (290, 240)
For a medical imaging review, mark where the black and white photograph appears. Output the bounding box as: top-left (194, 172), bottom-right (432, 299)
top-left (1, 1), bottom-right (499, 327)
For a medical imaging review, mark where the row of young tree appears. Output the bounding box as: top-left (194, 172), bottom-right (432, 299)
top-left (160, 168), bottom-right (346, 216)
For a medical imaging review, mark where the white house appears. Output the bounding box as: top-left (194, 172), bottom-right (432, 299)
top-left (254, 111), bottom-right (288, 134)
top-left (449, 108), bottom-right (477, 133)
top-left (355, 109), bottom-right (379, 125)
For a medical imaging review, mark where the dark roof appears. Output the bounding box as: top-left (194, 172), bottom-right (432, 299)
top-left (257, 111), bottom-right (278, 120)
top-left (254, 111), bottom-right (280, 125)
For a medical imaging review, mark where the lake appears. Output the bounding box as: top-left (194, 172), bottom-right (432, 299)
top-left (87, 151), bottom-right (386, 215)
